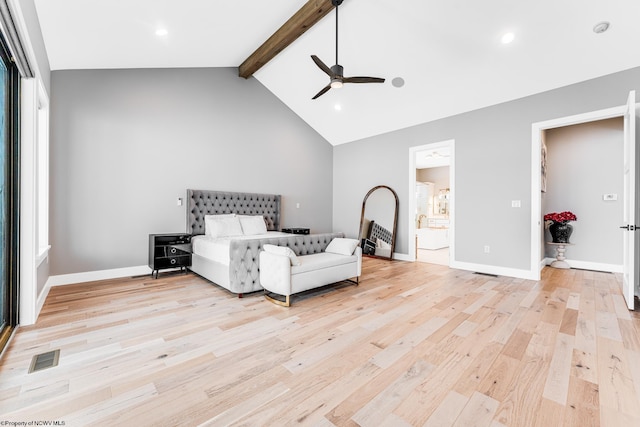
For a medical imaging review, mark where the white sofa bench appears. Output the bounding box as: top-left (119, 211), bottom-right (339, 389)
top-left (259, 238), bottom-right (362, 306)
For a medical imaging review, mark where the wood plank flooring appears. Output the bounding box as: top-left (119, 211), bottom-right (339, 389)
top-left (1, 258), bottom-right (639, 426)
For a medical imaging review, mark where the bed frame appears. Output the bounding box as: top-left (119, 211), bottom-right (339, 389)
top-left (186, 189), bottom-right (342, 297)
top-left (186, 189), bottom-right (280, 296)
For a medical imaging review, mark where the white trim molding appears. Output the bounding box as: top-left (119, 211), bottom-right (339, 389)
top-left (542, 258), bottom-right (623, 274)
top-left (19, 78), bottom-right (37, 325)
top-left (392, 253), bottom-right (412, 262)
top-left (47, 265), bottom-right (153, 287)
top-left (450, 260), bottom-right (538, 281)
top-left (19, 77), bottom-right (50, 326)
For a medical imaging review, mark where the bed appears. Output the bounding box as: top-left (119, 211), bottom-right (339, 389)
top-left (186, 189), bottom-right (343, 296)
top-left (363, 220), bottom-right (393, 258)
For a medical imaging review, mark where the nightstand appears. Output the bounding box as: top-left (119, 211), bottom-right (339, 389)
top-left (282, 227), bottom-right (310, 235)
top-left (149, 233), bottom-right (192, 279)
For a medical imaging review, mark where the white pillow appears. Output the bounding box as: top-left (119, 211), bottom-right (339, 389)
top-left (376, 238), bottom-right (391, 249)
top-left (263, 244), bottom-right (300, 266)
top-left (239, 215), bottom-right (268, 235)
top-left (205, 215), bottom-right (243, 238)
top-left (204, 214), bottom-right (236, 236)
top-left (325, 238), bottom-right (359, 256)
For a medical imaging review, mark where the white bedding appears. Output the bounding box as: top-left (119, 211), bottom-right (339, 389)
top-left (192, 232), bottom-right (290, 265)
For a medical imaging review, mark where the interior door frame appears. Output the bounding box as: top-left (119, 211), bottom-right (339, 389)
top-left (531, 103), bottom-right (632, 281)
top-left (408, 139), bottom-right (455, 263)
top-left (622, 91), bottom-right (636, 309)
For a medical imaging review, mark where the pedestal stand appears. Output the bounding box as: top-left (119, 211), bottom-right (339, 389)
top-left (547, 242), bottom-right (573, 269)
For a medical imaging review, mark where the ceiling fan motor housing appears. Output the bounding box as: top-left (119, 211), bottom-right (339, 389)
top-left (331, 64), bottom-right (344, 78)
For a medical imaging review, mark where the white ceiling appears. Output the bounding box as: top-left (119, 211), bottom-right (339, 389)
top-left (34, 0), bottom-right (640, 146)
top-left (416, 147), bottom-right (451, 169)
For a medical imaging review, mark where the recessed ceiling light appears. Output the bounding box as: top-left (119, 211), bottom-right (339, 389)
top-left (593, 21), bottom-right (610, 34)
top-left (155, 28), bottom-right (168, 37)
top-left (501, 32), bottom-right (515, 44)
top-left (334, 104), bottom-right (342, 111)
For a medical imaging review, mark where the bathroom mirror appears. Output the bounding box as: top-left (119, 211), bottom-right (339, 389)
top-left (358, 185), bottom-right (399, 260)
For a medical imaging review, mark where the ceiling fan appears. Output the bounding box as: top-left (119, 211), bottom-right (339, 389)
top-left (311, 0), bottom-right (385, 100)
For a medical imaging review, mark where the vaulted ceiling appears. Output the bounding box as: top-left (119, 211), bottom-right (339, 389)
top-left (34, 0), bottom-right (640, 145)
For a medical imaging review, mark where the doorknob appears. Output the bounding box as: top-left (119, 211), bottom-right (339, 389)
top-left (620, 225), bottom-right (638, 231)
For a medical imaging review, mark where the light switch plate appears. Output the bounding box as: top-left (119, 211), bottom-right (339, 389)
top-left (603, 194), bottom-right (617, 201)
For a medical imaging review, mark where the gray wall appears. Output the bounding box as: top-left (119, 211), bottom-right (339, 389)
top-left (50, 68), bottom-right (333, 276)
top-left (543, 118), bottom-right (623, 264)
top-left (334, 66), bottom-right (640, 272)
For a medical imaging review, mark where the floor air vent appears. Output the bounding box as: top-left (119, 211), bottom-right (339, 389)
top-left (28, 349), bottom-right (60, 373)
top-left (474, 272), bottom-right (498, 278)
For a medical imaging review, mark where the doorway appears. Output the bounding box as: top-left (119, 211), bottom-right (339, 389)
top-left (408, 140), bottom-right (455, 265)
top-left (543, 118), bottom-right (623, 271)
top-left (531, 93), bottom-right (637, 309)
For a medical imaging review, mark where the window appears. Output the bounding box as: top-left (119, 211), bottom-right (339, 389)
top-left (0, 31), bottom-right (20, 353)
top-left (36, 85), bottom-right (49, 260)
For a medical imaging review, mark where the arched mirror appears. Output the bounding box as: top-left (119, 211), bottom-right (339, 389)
top-left (358, 185), bottom-right (399, 260)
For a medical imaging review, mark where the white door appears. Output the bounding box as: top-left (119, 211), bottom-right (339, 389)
top-left (621, 90), bottom-right (636, 310)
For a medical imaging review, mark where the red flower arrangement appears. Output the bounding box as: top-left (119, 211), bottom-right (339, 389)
top-left (544, 211), bottom-right (577, 224)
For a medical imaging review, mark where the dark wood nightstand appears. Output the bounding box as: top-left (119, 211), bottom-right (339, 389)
top-left (282, 228), bottom-right (310, 235)
top-left (148, 233), bottom-right (192, 279)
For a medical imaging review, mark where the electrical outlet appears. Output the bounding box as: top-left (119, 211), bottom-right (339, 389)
top-left (484, 245), bottom-right (490, 253)
top-left (296, 203), bottom-right (300, 209)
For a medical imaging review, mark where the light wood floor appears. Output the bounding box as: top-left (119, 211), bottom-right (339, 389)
top-left (1, 259), bottom-right (639, 426)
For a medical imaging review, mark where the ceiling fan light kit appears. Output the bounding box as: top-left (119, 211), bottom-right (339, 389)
top-left (311, 0), bottom-right (385, 99)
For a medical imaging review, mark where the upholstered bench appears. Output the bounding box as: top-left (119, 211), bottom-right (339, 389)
top-left (259, 238), bottom-right (362, 306)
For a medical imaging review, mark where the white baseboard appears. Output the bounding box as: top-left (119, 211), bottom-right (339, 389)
top-left (46, 265), bottom-right (153, 287)
top-left (43, 258), bottom-right (622, 290)
top-left (543, 258), bottom-right (622, 273)
top-left (405, 252), bottom-right (537, 280)
top-left (450, 260), bottom-right (537, 281)
top-left (539, 258), bottom-right (548, 271)
top-left (35, 283), bottom-right (51, 317)
top-left (20, 283), bottom-right (53, 326)
top-left (393, 252), bottom-right (412, 262)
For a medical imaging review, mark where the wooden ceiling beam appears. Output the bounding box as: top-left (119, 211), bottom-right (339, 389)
top-left (238, 0), bottom-right (335, 79)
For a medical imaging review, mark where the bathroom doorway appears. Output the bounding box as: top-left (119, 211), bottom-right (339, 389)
top-left (409, 140), bottom-right (455, 266)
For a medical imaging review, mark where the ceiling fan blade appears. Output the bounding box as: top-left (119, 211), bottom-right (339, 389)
top-left (343, 76), bottom-right (385, 84)
top-left (312, 84), bottom-right (332, 100)
top-left (311, 55), bottom-right (334, 77)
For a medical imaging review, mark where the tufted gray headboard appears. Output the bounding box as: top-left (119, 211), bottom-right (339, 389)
top-left (369, 221), bottom-right (393, 245)
top-left (187, 189), bottom-right (281, 235)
